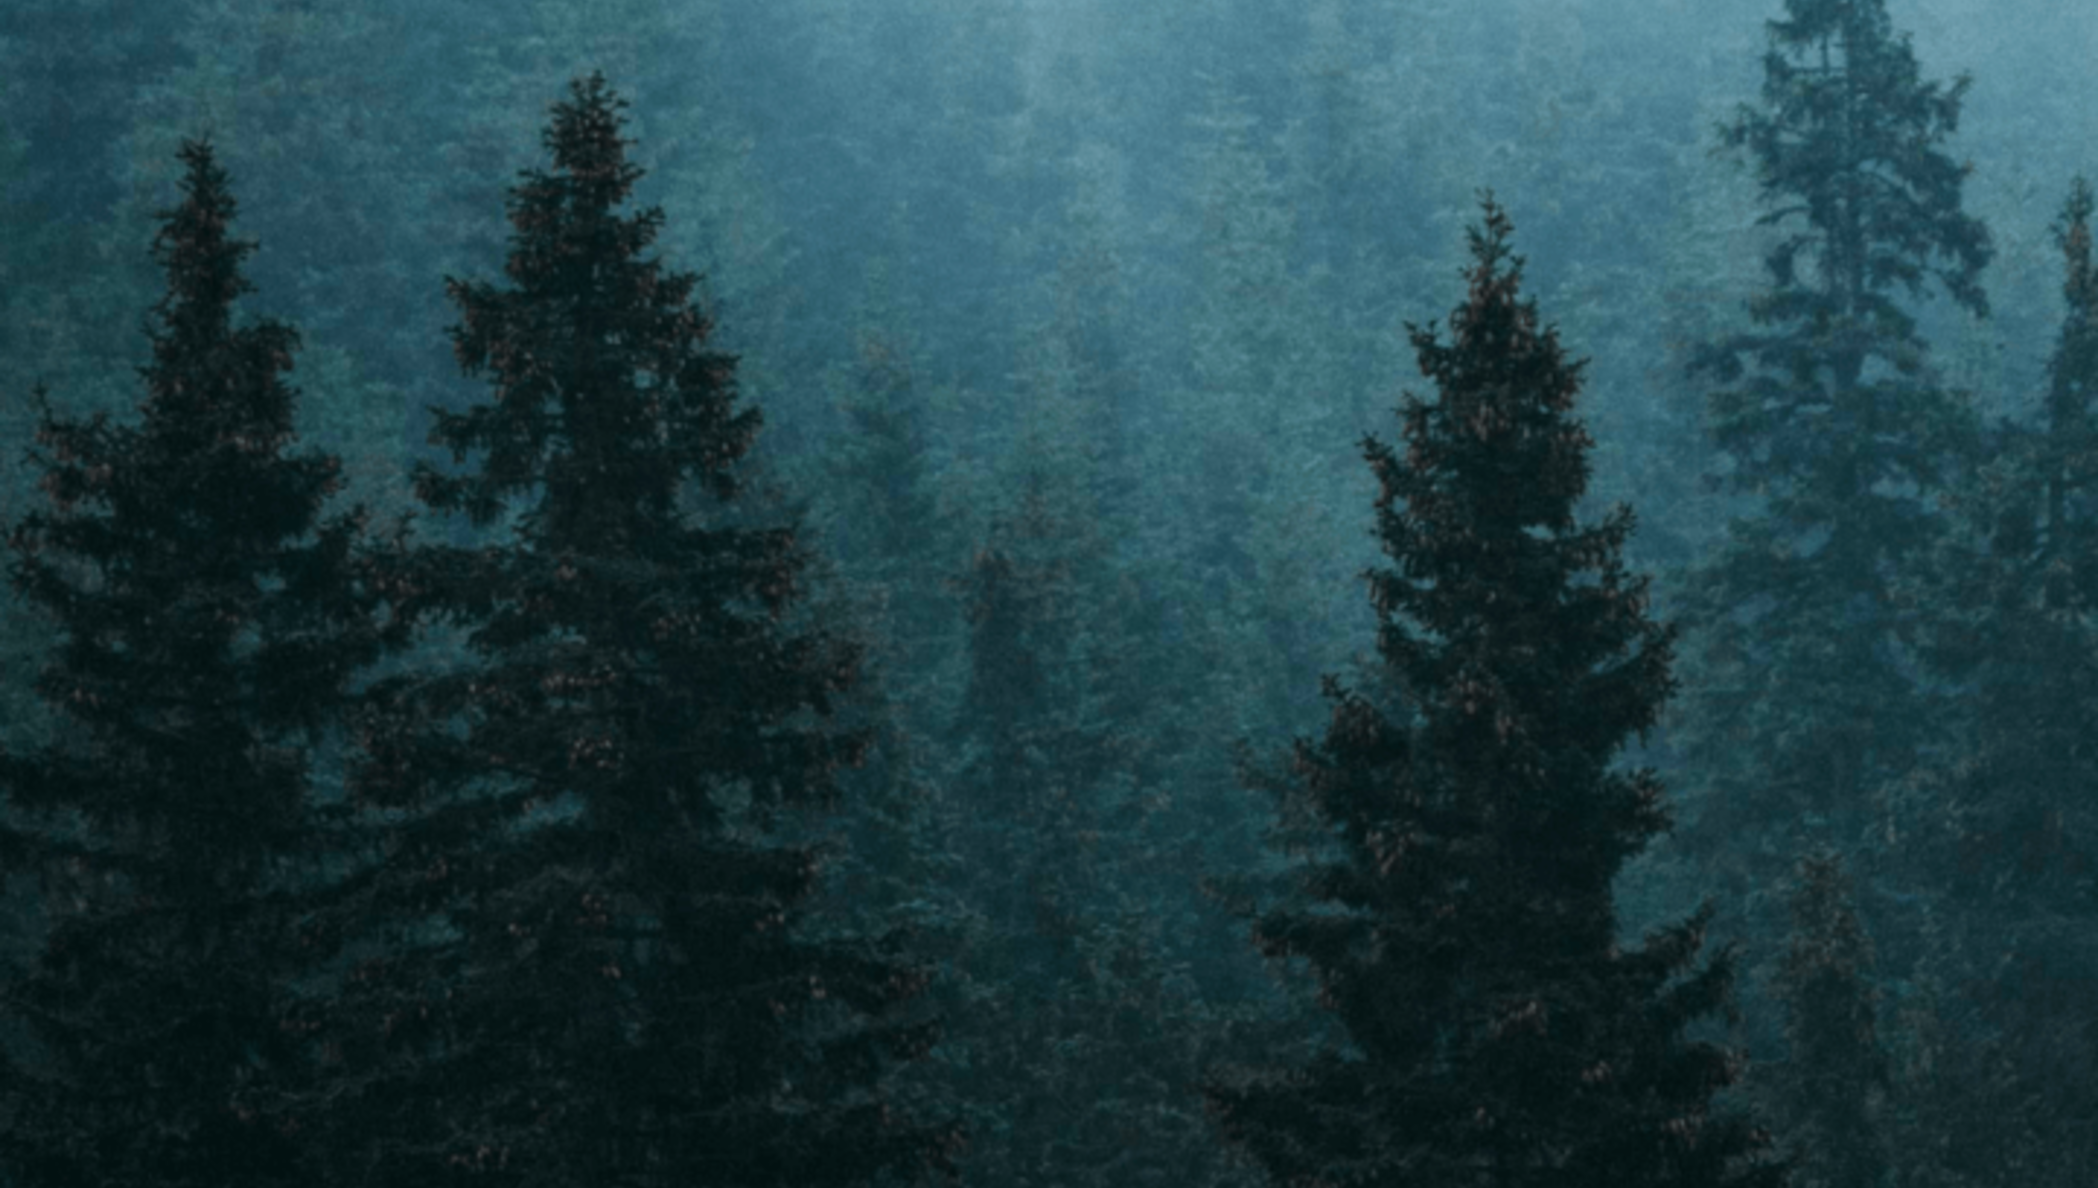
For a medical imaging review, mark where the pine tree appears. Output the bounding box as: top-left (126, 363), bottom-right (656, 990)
top-left (313, 75), bottom-right (953, 1186)
top-left (2038, 177), bottom-right (2098, 601)
top-left (1900, 176), bottom-right (2098, 1188)
top-left (1766, 850), bottom-right (1889, 1188)
top-left (1207, 199), bottom-right (1783, 1188)
top-left (1677, 0), bottom-right (1992, 887)
top-left (928, 484), bottom-right (1270, 1188)
top-left (0, 140), bottom-right (384, 1188)
top-left (818, 311), bottom-right (954, 690)
top-left (1924, 177), bottom-right (2098, 916)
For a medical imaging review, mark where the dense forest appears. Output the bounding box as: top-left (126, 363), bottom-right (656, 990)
top-left (0, 0), bottom-right (2093, 1185)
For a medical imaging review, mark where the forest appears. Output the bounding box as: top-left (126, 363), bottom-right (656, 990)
top-left (0, 0), bottom-right (2093, 1185)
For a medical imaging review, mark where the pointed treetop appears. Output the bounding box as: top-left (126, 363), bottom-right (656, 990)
top-left (1398, 191), bottom-right (1594, 541)
top-left (1460, 189), bottom-right (1520, 279)
top-left (489, 71), bottom-right (658, 303)
top-left (542, 71), bottom-right (642, 203)
top-left (125, 138), bottom-right (310, 521)
top-left (2047, 178), bottom-right (2097, 434)
top-left (1730, 0), bottom-right (1991, 321)
top-left (146, 140), bottom-right (274, 400)
top-left (2053, 176), bottom-right (2095, 337)
top-left (428, 72), bottom-right (750, 546)
top-left (1768, 0), bottom-right (1897, 47)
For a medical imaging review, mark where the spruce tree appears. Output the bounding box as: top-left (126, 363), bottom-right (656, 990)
top-left (1678, 0), bottom-right (1991, 890)
top-left (2037, 177), bottom-right (2098, 603)
top-left (1924, 177), bottom-right (2098, 918)
top-left (1904, 177), bottom-right (2098, 1188)
top-left (1207, 199), bottom-right (1783, 1188)
top-left (0, 140), bottom-right (383, 1188)
top-left (1767, 850), bottom-right (1889, 1188)
top-left (316, 75), bottom-right (952, 1187)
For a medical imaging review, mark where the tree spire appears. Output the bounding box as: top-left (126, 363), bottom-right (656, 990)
top-left (322, 75), bottom-right (953, 1187)
top-left (1208, 197), bottom-right (1782, 1188)
top-left (1, 138), bottom-right (384, 1188)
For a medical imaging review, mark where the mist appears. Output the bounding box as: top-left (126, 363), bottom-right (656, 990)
top-left (2, 1), bottom-right (2095, 1185)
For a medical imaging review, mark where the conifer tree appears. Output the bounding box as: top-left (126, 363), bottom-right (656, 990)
top-left (316, 75), bottom-right (952, 1187)
top-left (818, 314), bottom-right (954, 694)
top-left (1903, 177), bottom-right (2098, 1188)
top-left (1207, 199), bottom-right (1783, 1188)
top-left (1678, 0), bottom-right (1992, 883)
top-left (2038, 177), bottom-right (2098, 599)
top-left (0, 140), bottom-right (384, 1188)
top-left (1766, 850), bottom-right (1889, 1188)
top-left (1924, 177), bottom-right (2098, 914)
top-left (929, 486), bottom-right (1269, 1188)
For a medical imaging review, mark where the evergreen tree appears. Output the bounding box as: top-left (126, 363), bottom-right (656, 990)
top-left (817, 309), bottom-right (955, 691)
top-left (1178, 85), bottom-right (1305, 595)
top-left (1176, 83), bottom-right (1371, 747)
top-left (926, 482), bottom-right (1273, 1188)
top-left (1921, 176), bottom-right (2098, 936)
top-left (2033, 178), bottom-right (2098, 545)
top-left (1900, 177), bottom-right (2098, 1188)
top-left (1676, 0), bottom-right (1992, 897)
top-left (1207, 199), bottom-right (1783, 1188)
top-left (0, 140), bottom-right (384, 1188)
top-left (311, 75), bottom-right (952, 1187)
top-left (1765, 850), bottom-right (1889, 1188)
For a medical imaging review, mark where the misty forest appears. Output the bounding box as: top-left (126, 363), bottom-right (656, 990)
top-left (0, 0), bottom-right (2094, 1185)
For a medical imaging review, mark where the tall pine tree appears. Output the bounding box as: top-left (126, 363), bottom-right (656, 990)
top-left (1675, 0), bottom-right (1992, 916)
top-left (311, 75), bottom-right (953, 1187)
top-left (0, 140), bottom-right (385, 1188)
top-left (1207, 199), bottom-right (1783, 1188)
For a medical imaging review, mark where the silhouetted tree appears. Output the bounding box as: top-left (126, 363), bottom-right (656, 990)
top-left (1207, 199), bottom-right (1784, 1188)
top-left (0, 140), bottom-right (385, 1188)
top-left (315, 75), bottom-right (954, 1187)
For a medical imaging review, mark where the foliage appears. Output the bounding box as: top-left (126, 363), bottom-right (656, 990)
top-left (0, 141), bottom-right (387, 1188)
top-left (1764, 850), bottom-right (1889, 1188)
top-left (7, 3), bottom-right (2098, 1184)
top-left (1672, 0), bottom-right (1993, 977)
top-left (305, 76), bottom-right (954, 1187)
top-left (917, 502), bottom-right (1278, 1188)
top-left (1891, 177), bottom-right (2098, 1188)
top-left (1209, 199), bottom-right (1783, 1188)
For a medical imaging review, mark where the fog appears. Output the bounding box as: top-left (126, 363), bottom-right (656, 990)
top-left (3, 2), bottom-right (2095, 1185)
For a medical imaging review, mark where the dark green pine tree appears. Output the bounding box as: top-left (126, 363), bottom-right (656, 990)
top-left (1206, 199), bottom-right (1784, 1188)
top-left (0, 140), bottom-right (386, 1188)
top-left (1766, 850), bottom-right (1889, 1188)
top-left (318, 75), bottom-right (953, 1187)
top-left (1678, 0), bottom-right (1992, 883)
